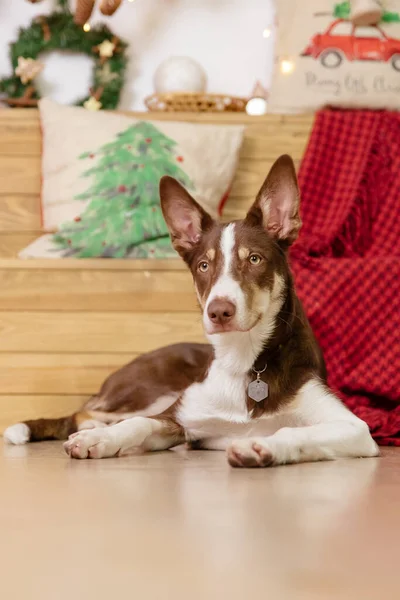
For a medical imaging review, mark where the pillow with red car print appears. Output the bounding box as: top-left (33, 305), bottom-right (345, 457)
top-left (269, 0), bottom-right (400, 112)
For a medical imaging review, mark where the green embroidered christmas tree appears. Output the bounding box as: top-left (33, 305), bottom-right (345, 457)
top-left (333, 2), bottom-right (400, 22)
top-left (53, 121), bottom-right (193, 258)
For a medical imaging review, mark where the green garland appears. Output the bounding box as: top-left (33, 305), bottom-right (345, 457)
top-left (0, 0), bottom-right (127, 109)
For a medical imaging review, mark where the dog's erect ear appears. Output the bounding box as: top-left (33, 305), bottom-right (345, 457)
top-left (160, 176), bottom-right (213, 255)
top-left (245, 154), bottom-right (301, 246)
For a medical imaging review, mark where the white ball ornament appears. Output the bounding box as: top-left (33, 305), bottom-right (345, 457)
top-left (154, 57), bottom-right (207, 94)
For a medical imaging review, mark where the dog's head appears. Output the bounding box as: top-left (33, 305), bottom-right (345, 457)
top-left (160, 155), bottom-right (301, 336)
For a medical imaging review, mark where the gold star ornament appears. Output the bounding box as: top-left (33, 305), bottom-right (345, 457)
top-left (97, 63), bottom-right (119, 85)
top-left (84, 96), bottom-right (102, 111)
top-left (15, 57), bottom-right (44, 84)
top-left (96, 39), bottom-right (116, 58)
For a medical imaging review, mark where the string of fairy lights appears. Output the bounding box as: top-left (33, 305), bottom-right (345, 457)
top-left (262, 19), bottom-right (294, 76)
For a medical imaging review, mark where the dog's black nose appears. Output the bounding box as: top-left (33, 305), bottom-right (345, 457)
top-left (207, 298), bottom-right (236, 325)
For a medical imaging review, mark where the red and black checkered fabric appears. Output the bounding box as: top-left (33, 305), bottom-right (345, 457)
top-left (290, 109), bottom-right (400, 445)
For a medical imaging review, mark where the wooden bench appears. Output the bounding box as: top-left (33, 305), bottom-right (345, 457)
top-left (0, 109), bottom-right (313, 431)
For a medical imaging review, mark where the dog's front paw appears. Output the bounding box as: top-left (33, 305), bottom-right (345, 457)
top-left (227, 438), bottom-right (274, 468)
top-left (64, 429), bottom-right (120, 459)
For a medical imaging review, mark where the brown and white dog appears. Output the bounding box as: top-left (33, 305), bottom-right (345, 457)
top-left (4, 155), bottom-right (379, 467)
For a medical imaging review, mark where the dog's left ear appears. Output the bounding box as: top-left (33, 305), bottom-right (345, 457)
top-left (245, 154), bottom-right (301, 246)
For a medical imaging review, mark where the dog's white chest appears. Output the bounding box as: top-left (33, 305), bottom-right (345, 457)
top-left (176, 362), bottom-right (251, 439)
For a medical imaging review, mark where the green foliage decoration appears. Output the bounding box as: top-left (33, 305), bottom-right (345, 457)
top-left (334, 1), bottom-right (351, 18)
top-left (333, 1), bottom-right (400, 22)
top-left (0, 0), bottom-right (127, 109)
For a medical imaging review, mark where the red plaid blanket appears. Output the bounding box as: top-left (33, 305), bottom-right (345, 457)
top-left (291, 110), bottom-right (400, 445)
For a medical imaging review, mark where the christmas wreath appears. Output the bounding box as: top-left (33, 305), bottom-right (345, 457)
top-left (0, 0), bottom-right (127, 110)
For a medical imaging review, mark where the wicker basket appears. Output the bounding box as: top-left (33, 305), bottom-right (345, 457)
top-left (145, 92), bottom-right (247, 113)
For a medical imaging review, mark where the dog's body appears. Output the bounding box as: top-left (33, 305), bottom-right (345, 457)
top-left (4, 156), bottom-right (379, 467)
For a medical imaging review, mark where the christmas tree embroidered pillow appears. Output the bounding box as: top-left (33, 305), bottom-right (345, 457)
top-left (269, 0), bottom-right (400, 112)
top-left (20, 99), bottom-right (243, 259)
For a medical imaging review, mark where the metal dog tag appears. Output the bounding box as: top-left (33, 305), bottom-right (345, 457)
top-left (248, 379), bottom-right (269, 402)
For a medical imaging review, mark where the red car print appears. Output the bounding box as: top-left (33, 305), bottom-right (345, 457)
top-left (301, 18), bottom-right (400, 71)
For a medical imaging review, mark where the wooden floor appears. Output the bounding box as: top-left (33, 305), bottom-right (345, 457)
top-left (1, 442), bottom-right (400, 599)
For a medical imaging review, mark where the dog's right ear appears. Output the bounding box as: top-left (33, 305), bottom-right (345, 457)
top-left (160, 176), bottom-right (213, 255)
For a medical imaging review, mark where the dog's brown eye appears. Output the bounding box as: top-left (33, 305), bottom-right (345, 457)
top-left (198, 261), bottom-right (209, 273)
top-left (249, 254), bottom-right (262, 265)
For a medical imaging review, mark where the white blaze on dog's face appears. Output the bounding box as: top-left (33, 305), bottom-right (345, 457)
top-left (160, 155), bottom-right (301, 335)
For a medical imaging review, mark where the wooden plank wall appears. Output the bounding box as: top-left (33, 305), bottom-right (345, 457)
top-left (0, 109), bottom-right (313, 430)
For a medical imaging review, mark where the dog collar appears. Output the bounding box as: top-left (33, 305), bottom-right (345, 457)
top-left (252, 343), bottom-right (283, 372)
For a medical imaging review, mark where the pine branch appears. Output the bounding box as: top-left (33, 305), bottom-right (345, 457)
top-left (56, 0), bottom-right (71, 13)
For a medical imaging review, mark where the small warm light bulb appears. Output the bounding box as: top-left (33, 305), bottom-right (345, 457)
top-left (262, 27), bottom-right (271, 38)
top-left (246, 97), bottom-right (268, 116)
top-left (83, 22), bottom-right (91, 32)
top-left (128, 0), bottom-right (135, 3)
top-left (280, 59), bottom-right (294, 74)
